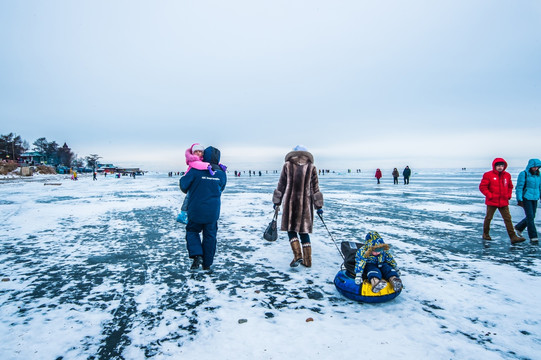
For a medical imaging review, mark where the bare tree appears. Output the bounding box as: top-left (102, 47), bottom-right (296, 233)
top-left (85, 154), bottom-right (102, 170)
top-left (71, 155), bottom-right (84, 168)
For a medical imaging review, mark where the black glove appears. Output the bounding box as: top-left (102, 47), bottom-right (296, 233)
top-left (317, 208), bottom-right (323, 215)
top-left (273, 204), bottom-right (279, 210)
top-left (517, 201), bottom-right (524, 207)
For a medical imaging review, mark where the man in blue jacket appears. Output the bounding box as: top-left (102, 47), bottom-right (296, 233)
top-left (180, 146), bottom-right (227, 270)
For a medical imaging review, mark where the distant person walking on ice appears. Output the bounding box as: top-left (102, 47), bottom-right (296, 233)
top-left (392, 168), bottom-right (399, 184)
top-left (180, 146), bottom-right (227, 270)
top-left (402, 166), bottom-right (411, 184)
top-left (272, 145), bottom-right (324, 268)
top-left (375, 169), bottom-right (382, 184)
top-left (514, 158), bottom-right (541, 244)
top-left (479, 158), bottom-right (525, 244)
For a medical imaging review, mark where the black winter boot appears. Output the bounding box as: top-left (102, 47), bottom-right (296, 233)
top-left (190, 256), bottom-right (203, 269)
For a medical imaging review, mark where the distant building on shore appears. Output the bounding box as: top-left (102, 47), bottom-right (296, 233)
top-left (20, 152), bottom-right (46, 165)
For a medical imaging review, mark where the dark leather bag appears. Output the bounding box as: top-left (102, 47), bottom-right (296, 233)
top-left (263, 209), bottom-right (279, 241)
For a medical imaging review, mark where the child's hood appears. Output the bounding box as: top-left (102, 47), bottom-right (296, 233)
top-left (363, 231), bottom-right (390, 257)
top-left (185, 143), bottom-right (203, 165)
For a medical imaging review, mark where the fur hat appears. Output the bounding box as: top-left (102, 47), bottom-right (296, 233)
top-left (364, 231), bottom-right (390, 257)
top-left (192, 144), bottom-right (204, 153)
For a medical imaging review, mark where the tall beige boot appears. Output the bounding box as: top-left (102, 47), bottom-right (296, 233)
top-left (301, 243), bottom-right (312, 267)
top-left (289, 238), bottom-right (303, 267)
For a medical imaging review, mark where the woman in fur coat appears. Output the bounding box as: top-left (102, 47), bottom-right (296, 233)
top-left (273, 146), bottom-right (324, 268)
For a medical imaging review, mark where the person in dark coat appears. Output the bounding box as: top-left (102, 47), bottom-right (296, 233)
top-left (479, 158), bottom-right (525, 244)
top-left (403, 166), bottom-right (411, 184)
top-left (392, 168), bottom-right (399, 184)
top-left (273, 145), bottom-right (324, 268)
top-left (180, 146), bottom-right (227, 270)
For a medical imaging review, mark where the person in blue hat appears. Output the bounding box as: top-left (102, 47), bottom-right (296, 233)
top-left (180, 146), bottom-right (227, 270)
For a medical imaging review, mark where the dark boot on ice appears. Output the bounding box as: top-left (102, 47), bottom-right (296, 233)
top-left (190, 255), bottom-right (203, 269)
top-left (482, 223), bottom-right (492, 240)
top-left (301, 243), bottom-right (312, 267)
top-left (483, 220), bottom-right (491, 240)
top-left (504, 213), bottom-right (525, 244)
top-left (510, 235), bottom-right (526, 245)
top-left (289, 238), bottom-right (303, 267)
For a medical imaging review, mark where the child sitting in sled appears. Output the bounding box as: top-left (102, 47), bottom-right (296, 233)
top-left (354, 231), bottom-right (403, 293)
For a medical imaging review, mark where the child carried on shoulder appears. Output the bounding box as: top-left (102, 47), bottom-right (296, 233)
top-left (179, 143), bottom-right (227, 224)
top-left (185, 143), bottom-right (227, 175)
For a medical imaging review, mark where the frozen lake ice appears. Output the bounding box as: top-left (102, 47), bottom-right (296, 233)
top-left (0, 169), bottom-right (540, 359)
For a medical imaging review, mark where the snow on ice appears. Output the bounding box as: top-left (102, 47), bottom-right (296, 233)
top-left (0, 169), bottom-right (540, 359)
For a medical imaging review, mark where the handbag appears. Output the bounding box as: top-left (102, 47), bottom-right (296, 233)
top-left (263, 208), bottom-right (279, 241)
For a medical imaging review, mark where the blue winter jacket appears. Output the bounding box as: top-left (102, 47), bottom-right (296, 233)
top-left (354, 231), bottom-right (398, 276)
top-left (180, 147), bottom-right (227, 224)
top-left (516, 159), bottom-right (541, 201)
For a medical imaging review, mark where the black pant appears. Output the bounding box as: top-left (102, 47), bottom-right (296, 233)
top-left (288, 231), bottom-right (310, 244)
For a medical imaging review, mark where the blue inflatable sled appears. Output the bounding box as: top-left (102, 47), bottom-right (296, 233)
top-left (335, 241), bottom-right (402, 303)
top-left (334, 269), bottom-right (401, 303)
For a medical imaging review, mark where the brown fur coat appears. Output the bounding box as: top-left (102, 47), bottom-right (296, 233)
top-left (272, 150), bottom-right (324, 233)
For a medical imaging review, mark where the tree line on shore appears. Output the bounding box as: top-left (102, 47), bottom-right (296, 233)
top-left (0, 132), bottom-right (100, 169)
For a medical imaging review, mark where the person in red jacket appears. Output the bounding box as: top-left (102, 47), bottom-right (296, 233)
top-left (479, 158), bottom-right (526, 244)
top-left (375, 168), bottom-right (382, 184)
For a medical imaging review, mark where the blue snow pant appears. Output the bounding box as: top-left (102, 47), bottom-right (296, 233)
top-left (515, 199), bottom-right (538, 240)
top-left (186, 220), bottom-right (218, 268)
top-left (363, 263), bottom-right (398, 281)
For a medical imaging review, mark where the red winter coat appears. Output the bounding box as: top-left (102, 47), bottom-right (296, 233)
top-left (479, 158), bottom-right (514, 207)
top-left (375, 169), bottom-right (382, 179)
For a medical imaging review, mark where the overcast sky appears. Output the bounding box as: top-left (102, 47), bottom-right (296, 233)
top-left (1, 0), bottom-right (540, 171)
